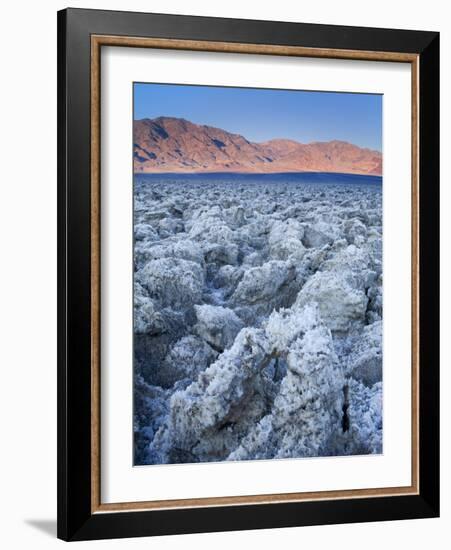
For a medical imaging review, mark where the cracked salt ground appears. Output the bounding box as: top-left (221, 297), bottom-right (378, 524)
top-left (133, 175), bottom-right (383, 465)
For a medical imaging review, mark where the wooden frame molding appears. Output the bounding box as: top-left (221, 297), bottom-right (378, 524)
top-left (90, 34), bottom-right (420, 515)
top-left (58, 9), bottom-right (440, 541)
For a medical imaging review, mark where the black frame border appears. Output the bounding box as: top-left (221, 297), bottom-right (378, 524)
top-left (57, 8), bottom-right (439, 541)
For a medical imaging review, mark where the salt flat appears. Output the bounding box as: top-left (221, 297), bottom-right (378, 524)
top-left (133, 173), bottom-right (383, 465)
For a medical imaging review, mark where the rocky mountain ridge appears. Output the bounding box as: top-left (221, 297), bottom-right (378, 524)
top-left (134, 116), bottom-right (382, 176)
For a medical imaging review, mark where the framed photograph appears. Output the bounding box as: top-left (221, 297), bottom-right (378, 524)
top-left (57, 8), bottom-right (439, 541)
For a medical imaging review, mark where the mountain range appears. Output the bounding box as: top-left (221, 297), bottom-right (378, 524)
top-left (134, 117), bottom-right (382, 176)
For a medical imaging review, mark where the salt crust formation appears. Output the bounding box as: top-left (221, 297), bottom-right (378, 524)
top-left (134, 178), bottom-right (383, 464)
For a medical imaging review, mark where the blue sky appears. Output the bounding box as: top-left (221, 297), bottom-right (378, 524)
top-left (134, 83), bottom-right (382, 151)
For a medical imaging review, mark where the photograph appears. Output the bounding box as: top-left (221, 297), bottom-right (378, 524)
top-left (54, 6), bottom-right (440, 542)
top-left (132, 83), bottom-right (383, 466)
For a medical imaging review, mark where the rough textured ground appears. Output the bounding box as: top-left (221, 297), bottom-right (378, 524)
top-left (133, 175), bottom-right (383, 465)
